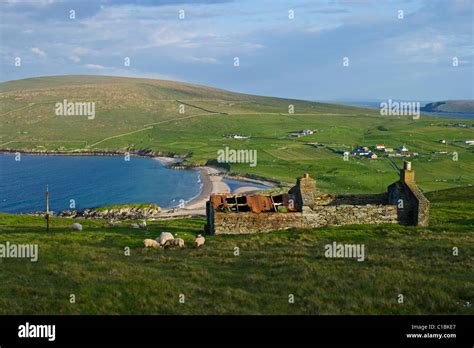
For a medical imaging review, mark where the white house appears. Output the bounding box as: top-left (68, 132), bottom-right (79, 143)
top-left (367, 153), bottom-right (378, 159)
top-left (291, 129), bottom-right (314, 138)
top-left (398, 145), bottom-right (409, 152)
top-left (225, 134), bottom-right (250, 139)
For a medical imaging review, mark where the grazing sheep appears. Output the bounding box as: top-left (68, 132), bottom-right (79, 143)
top-left (168, 238), bottom-right (185, 249)
top-left (194, 234), bottom-right (205, 248)
top-left (143, 239), bottom-right (160, 249)
top-left (71, 222), bottom-right (83, 231)
top-left (131, 223), bottom-right (140, 229)
top-left (156, 232), bottom-right (174, 246)
top-left (139, 221), bottom-right (147, 229)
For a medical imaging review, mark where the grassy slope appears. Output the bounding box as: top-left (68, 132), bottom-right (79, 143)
top-left (0, 187), bottom-right (472, 315)
top-left (1, 75), bottom-right (473, 193)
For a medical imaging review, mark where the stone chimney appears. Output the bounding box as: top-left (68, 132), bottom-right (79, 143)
top-left (289, 173), bottom-right (316, 209)
top-left (400, 161), bottom-right (415, 185)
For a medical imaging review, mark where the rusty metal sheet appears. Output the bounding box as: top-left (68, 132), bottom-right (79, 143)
top-left (211, 194), bottom-right (227, 208)
top-left (245, 195), bottom-right (274, 213)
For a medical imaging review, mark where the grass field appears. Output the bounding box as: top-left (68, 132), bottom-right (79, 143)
top-left (1, 75), bottom-right (473, 193)
top-left (0, 187), bottom-right (472, 315)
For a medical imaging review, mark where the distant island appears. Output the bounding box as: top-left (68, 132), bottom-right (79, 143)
top-left (421, 100), bottom-right (474, 114)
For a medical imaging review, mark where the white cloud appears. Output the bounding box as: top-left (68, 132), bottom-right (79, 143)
top-left (382, 32), bottom-right (467, 64)
top-left (31, 47), bottom-right (46, 58)
top-left (83, 63), bottom-right (106, 69)
top-left (69, 47), bottom-right (93, 63)
top-left (188, 56), bottom-right (218, 64)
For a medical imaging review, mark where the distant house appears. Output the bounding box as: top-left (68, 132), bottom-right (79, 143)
top-left (375, 144), bottom-right (385, 150)
top-left (398, 145), bottom-right (409, 152)
top-left (367, 152), bottom-right (378, 159)
top-left (439, 140), bottom-right (446, 144)
top-left (225, 134), bottom-right (250, 139)
top-left (351, 146), bottom-right (371, 156)
top-left (465, 140), bottom-right (474, 145)
top-left (291, 129), bottom-right (314, 138)
top-left (384, 147), bottom-right (394, 153)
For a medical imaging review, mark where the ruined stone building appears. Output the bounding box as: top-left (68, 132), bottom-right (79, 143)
top-left (205, 161), bottom-right (429, 235)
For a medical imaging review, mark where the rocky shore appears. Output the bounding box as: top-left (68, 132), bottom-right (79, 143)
top-left (56, 205), bottom-right (161, 220)
top-left (0, 148), bottom-right (188, 160)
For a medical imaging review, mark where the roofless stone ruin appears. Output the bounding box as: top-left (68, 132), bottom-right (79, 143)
top-left (205, 161), bottom-right (429, 234)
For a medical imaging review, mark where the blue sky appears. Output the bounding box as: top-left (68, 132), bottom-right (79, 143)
top-left (0, 0), bottom-right (472, 101)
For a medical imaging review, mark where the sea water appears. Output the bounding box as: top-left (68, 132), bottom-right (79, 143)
top-left (0, 154), bottom-right (202, 213)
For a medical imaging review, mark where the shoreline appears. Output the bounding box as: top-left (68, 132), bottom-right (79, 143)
top-left (0, 150), bottom-right (276, 218)
top-left (0, 148), bottom-right (185, 160)
top-left (154, 164), bottom-right (275, 218)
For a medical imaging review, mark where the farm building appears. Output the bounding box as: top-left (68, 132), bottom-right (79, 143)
top-left (205, 162), bottom-right (429, 235)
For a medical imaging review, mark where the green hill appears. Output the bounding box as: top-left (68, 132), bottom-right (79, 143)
top-left (1, 75), bottom-right (473, 193)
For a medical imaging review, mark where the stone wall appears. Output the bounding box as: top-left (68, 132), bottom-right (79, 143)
top-left (209, 204), bottom-right (398, 235)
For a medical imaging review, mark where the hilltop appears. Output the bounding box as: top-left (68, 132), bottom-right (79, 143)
top-left (1, 75), bottom-right (473, 194)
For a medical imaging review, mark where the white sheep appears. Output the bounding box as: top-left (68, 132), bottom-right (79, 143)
top-left (143, 239), bottom-right (160, 249)
top-left (71, 222), bottom-right (82, 231)
top-left (156, 232), bottom-right (174, 246)
top-left (194, 234), bottom-right (205, 248)
top-left (131, 223), bottom-right (140, 229)
top-left (139, 221), bottom-right (147, 229)
top-left (169, 238), bottom-right (185, 249)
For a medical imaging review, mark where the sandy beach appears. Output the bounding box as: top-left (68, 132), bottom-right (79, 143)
top-left (157, 166), bottom-right (230, 217)
top-left (152, 156), bottom-right (184, 165)
top-left (152, 158), bottom-right (274, 218)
